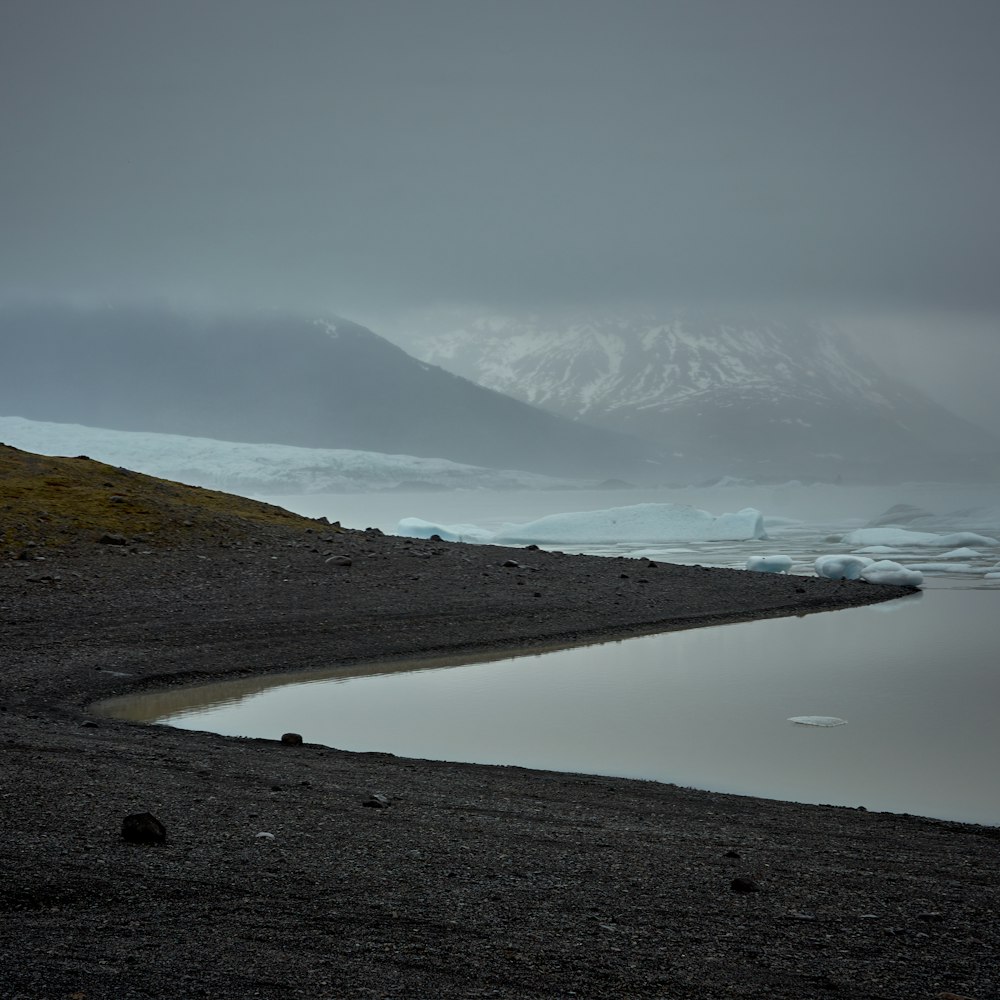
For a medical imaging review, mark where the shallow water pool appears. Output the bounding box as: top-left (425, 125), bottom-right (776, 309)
top-left (103, 587), bottom-right (1000, 826)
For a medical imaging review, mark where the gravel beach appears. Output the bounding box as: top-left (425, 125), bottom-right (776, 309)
top-left (1, 517), bottom-right (996, 1000)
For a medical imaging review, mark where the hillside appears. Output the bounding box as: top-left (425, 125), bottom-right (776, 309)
top-left (0, 443), bottom-right (324, 554)
top-left (0, 304), bottom-right (658, 482)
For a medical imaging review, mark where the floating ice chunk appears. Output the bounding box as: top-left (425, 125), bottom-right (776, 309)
top-left (788, 716), bottom-right (847, 727)
top-left (907, 562), bottom-right (973, 574)
top-left (860, 559), bottom-right (923, 587)
top-left (814, 554), bottom-right (873, 580)
top-left (491, 503), bottom-right (767, 545)
top-left (985, 572), bottom-right (1000, 580)
top-left (745, 555), bottom-right (793, 574)
top-left (397, 518), bottom-right (494, 543)
top-left (939, 547), bottom-right (982, 559)
top-left (842, 528), bottom-right (999, 547)
top-left (854, 545), bottom-right (900, 554)
top-left (255, 831), bottom-right (275, 840)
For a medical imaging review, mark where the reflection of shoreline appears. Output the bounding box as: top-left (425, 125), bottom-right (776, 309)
top-left (93, 647), bottom-right (533, 723)
top-left (98, 593), bottom-right (927, 727)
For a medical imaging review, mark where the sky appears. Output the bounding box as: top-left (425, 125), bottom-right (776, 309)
top-left (1, 0), bottom-right (998, 432)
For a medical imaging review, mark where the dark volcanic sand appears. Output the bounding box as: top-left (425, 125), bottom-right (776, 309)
top-left (0, 527), bottom-right (996, 999)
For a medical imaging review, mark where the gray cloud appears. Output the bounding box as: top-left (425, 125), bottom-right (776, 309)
top-left (1, 0), bottom-right (998, 428)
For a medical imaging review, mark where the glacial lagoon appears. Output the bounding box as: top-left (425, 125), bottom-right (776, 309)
top-left (98, 485), bottom-right (1000, 827)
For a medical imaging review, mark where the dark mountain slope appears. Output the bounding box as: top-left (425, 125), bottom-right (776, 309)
top-left (0, 304), bottom-right (658, 481)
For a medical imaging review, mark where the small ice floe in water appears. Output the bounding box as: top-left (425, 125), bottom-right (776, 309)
top-left (815, 554), bottom-right (873, 580)
top-left (860, 559), bottom-right (924, 587)
top-left (840, 528), bottom-right (999, 548)
top-left (745, 554), bottom-right (793, 574)
top-left (788, 716), bottom-right (848, 727)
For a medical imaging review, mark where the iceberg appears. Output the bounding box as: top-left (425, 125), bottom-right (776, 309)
top-left (814, 554), bottom-right (873, 580)
top-left (396, 518), bottom-right (493, 544)
top-left (745, 555), bottom-right (793, 574)
top-left (841, 527), bottom-right (999, 548)
top-left (788, 716), bottom-right (847, 727)
top-left (490, 504), bottom-right (767, 545)
top-left (860, 559), bottom-right (924, 587)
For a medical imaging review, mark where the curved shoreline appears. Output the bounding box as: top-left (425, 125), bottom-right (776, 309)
top-left (2, 528), bottom-right (996, 999)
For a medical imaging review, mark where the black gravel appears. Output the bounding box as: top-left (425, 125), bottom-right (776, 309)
top-left (1, 527), bottom-right (996, 1000)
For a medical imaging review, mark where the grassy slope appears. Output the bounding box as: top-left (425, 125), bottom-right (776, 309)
top-left (0, 444), bottom-right (328, 553)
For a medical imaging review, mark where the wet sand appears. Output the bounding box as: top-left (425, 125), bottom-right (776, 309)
top-left (1, 526), bottom-right (996, 999)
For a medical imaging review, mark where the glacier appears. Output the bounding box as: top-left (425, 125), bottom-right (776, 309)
top-left (0, 416), bottom-right (573, 494)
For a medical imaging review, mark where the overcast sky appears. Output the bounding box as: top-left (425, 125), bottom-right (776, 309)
top-left (1, 1), bottom-right (998, 431)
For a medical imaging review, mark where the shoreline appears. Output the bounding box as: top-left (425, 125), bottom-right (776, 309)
top-left (2, 526), bottom-right (996, 999)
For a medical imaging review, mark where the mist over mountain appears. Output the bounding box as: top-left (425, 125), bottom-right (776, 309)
top-left (0, 303), bottom-right (662, 482)
top-left (408, 314), bottom-right (1000, 484)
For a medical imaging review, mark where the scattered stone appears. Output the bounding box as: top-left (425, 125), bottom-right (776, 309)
top-left (280, 732), bottom-right (304, 746)
top-left (502, 559), bottom-right (520, 568)
top-left (363, 793), bottom-right (391, 809)
top-left (429, 533), bottom-right (442, 541)
top-left (81, 720), bottom-right (99, 728)
top-left (255, 831), bottom-right (275, 841)
top-left (730, 877), bottom-right (760, 894)
top-left (788, 910), bottom-right (817, 921)
top-left (121, 812), bottom-right (166, 845)
top-left (723, 849), bottom-right (741, 859)
top-left (917, 910), bottom-right (945, 922)
top-left (524, 544), bottom-right (540, 551)
top-left (325, 555), bottom-right (352, 567)
top-left (98, 533), bottom-right (128, 546)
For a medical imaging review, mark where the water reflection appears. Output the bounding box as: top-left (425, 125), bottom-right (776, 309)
top-left (99, 589), bottom-right (1000, 826)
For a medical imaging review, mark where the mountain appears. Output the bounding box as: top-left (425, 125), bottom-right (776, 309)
top-left (0, 304), bottom-right (658, 482)
top-left (409, 313), bottom-right (1000, 483)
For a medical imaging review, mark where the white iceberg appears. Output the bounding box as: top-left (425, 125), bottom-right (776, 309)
top-left (491, 504), bottom-right (767, 545)
top-left (788, 716), bottom-right (848, 727)
top-left (396, 518), bottom-right (494, 544)
top-left (907, 562), bottom-right (974, 574)
top-left (745, 555), bottom-right (793, 574)
top-left (814, 554), bottom-right (874, 580)
top-left (860, 559), bottom-right (924, 587)
top-left (841, 527), bottom-right (999, 548)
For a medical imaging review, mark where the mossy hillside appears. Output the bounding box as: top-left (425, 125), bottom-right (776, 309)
top-left (0, 444), bottom-right (328, 552)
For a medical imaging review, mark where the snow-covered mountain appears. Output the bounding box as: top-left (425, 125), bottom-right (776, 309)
top-left (0, 416), bottom-right (577, 495)
top-left (409, 313), bottom-right (1000, 483)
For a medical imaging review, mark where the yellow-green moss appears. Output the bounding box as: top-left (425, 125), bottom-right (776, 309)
top-left (0, 444), bottom-right (329, 551)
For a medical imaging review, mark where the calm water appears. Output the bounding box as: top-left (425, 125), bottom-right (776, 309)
top-left (104, 586), bottom-right (1000, 826)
